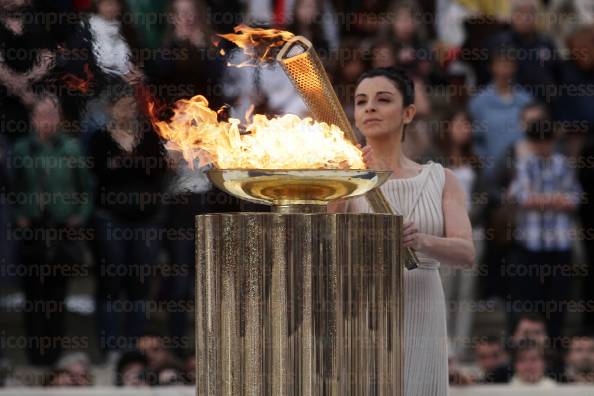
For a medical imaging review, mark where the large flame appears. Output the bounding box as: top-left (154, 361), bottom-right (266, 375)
top-left (151, 25), bottom-right (364, 170)
top-left (149, 95), bottom-right (365, 170)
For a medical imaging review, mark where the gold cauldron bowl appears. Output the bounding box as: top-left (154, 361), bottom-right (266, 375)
top-left (207, 169), bottom-right (392, 213)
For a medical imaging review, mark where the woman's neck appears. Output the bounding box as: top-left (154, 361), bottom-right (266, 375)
top-left (366, 133), bottom-right (409, 171)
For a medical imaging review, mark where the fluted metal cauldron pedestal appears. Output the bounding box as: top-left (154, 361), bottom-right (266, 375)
top-left (195, 212), bottom-right (403, 395)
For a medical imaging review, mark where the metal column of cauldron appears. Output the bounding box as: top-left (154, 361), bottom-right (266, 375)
top-left (195, 169), bottom-right (404, 395)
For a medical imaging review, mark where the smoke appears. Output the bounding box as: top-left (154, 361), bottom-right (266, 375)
top-left (168, 162), bottom-right (211, 194)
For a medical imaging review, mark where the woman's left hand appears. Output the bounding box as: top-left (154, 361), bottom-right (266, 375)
top-left (403, 220), bottom-right (423, 250)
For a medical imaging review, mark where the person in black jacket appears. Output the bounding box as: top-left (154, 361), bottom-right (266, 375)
top-left (486, 0), bottom-right (561, 100)
top-left (0, 0), bottom-right (56, 142)
top-left (87, 85), bottom-right (169, 357)
top-left (144, 0), bottom-right (242, 351)
top-left (474, 336), bottom-right (513, 384)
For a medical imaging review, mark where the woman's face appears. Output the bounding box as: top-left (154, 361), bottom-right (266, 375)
top-left (450, 113), bottom-right (472, 146)
top-left (392, 8), bottom-right (416, 42)
top-left (354, 76), bottom-right (413, 140)
top-left (173, 0), bottom-right (198, 31)
top-left (97, 0), bottom-right (121, 21)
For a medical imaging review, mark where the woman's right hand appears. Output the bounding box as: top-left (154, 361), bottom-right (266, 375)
top-left (403, 220), bottom-right (424, 250)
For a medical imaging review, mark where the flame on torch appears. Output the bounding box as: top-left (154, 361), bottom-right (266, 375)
top-left (215, 23), bottom-right (295, 67)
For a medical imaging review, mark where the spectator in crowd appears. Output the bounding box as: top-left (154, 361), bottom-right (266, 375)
top-left (77, 0), bottom-right (146, 142)
top-left (480, 102), bottom-right (548, 302)
top-left (182, 351), bottom-right (195, 384)
top-left (507, 121), bottom-right (581, 343)
top-left (469, 48), bottom-right (533, 178)
top-left (370, 39), bottom-right (399, 70)
top-left (136, 334), bottom-right (179, 372)
top-left (435, 0), bottom-right (488, 48)
top-left (0, 0), bottom-right (56, 142)
top-left (287, 0), bottom-right (337, 56)
top-left (44, 369), bottom-right (75, 387)
top-left (493, 102), bottom-right (549, 191)
top-left (474, 336), bottom-right (512, 383)
top-left (437, 108), bottom-right (482, 215)
top-left (54, 352), bottom-right (92, 386)
top-left (459, 11), bottom-right (509, 87)
top-left (86, 0), bottom-right (142, 79)
top-left (88, 86), bottom-right (169, 358)
top-left (511, 313), bottom-right (565, 379)
top-left (552, 24), bottom-right (594, 126)
top-left (331, 37), bottom-right (366, 126)
top-left (156, 364), bottom-right (185, 386)
top-left (383, 1), bottom-right (432, 79)
top-left (546, 0), bottom-right (594, 51)
top-left (12, 95), bottom-right (92, 366)
top-left (488, 0), bottom-right (560, 100)
top-left (124, 0), bottom-right (167, 49)
top-left (115, 350), bottom-right (150, 387)
top-left (510, 339), bottom-right (557, 388)
top-left (565, 332), bottom-right (594, 383)
top-left (511, 314), bottom-right (549, 347)
top-left (146, 0), bottom-right (224, 108)
top-left (147, 0), bottom-right (242, 346)
top-left (437, 108), bottom-right (483, 356)
top-left (448, 350), bottom-right (475, 386)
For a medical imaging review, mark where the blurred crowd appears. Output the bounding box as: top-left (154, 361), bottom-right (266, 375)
top-left (0, 0), bottom-right (594, 389)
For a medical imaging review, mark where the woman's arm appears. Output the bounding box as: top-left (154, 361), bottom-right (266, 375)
top-left (405, 168), bottom-right (475, 269)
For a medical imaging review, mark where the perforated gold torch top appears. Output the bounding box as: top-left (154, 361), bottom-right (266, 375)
top-left (276, 36), bottom-right (419, 270)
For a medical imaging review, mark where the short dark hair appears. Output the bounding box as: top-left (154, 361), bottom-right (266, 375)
top-left (568, 329), bottom-right (594, 342)
top-left (356, 67), bottom-right (415, 107)
top-left (115, 350), bottom-right (148, 386)
top-left (512, 313), bottom-right (547, 334)
top-left (525, 120), bottom-right (555, 141)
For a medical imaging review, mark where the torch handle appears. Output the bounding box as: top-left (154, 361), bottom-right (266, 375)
top-left (364, 189), bottom-right (420, 270)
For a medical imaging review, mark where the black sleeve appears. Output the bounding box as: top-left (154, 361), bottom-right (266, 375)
top-left (87, 130), bottom-right (109, 183)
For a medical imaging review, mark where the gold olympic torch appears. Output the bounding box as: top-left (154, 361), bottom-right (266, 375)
top-left (276, 36), bottom-right (420, 270)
